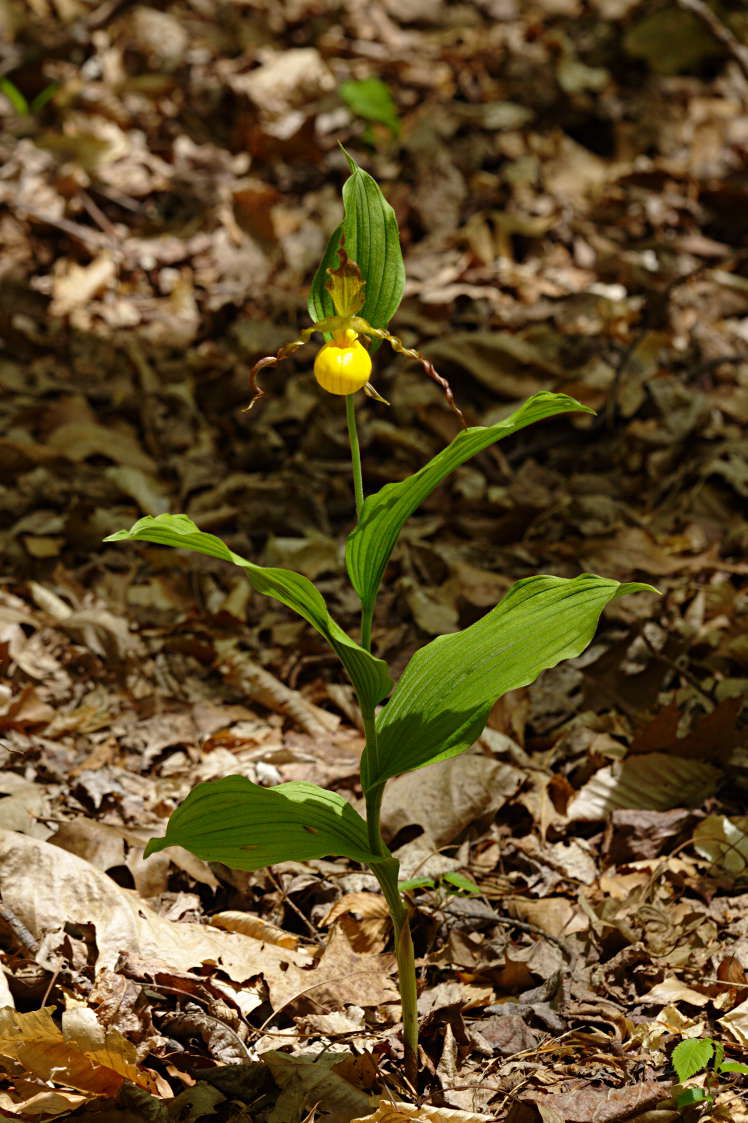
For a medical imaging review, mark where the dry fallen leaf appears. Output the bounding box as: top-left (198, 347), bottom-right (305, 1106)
top-left (0, 1006), bottom-right (161, 1096)
top-left (567, 753), bottom-right (720, 820)
top-left (0, 830), bottom-right (312, 988)
top-left (352, 1101), bottom-right (493, 1123)
top-left (263, 1050), bottom-right (372, 1123)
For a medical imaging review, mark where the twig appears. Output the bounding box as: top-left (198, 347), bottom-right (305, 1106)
top-left (214, 638), bottom-right (338, 738)
top-left (638, 624), bottom-right (718, 707)
top-left (677, 0), bottom-right (748, 84)
top-left (0, 899), bottom-right (39, 954)
top-left (444, 903), bottom-right (575, 965)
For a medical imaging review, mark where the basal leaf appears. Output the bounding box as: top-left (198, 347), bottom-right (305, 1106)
top-left (362, 574), bottom-right (656, 791)
top-left (105, 514), bottom-right (392, 709)
top-left (347, 392), bottom-right (593, 612)
top-left (144, 776), bottom-right (386, 870)
top-left (308, 149), bottom-right (404, 331)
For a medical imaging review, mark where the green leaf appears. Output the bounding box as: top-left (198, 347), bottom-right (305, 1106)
top-left (144, 776), bottom-right (386, 870)
top-left (308, 149), bottom-right (404, 331)
top-left (104, 514), bottom-right (392, 709)
top-left (675, 1088), bottom-right (709, 1108)
top-left (398, 876), bottom-right (436, 892)
top-left (442, 871), bottom-right (481, 896)
top-left (362, 573), bottom-right (656, 791)
top-left (0, 76), bottom-right (29, 114)
top-left (347, 392), bottom-right (594, 612)
top-left (339, 78), bottom-right (400, 135)
top-left (718, 1060), bottom-right (748, 1075)
top-left (672, 1038), bottom-right (714, 1083)
top-left (29, 81), bottom-right (60, 113)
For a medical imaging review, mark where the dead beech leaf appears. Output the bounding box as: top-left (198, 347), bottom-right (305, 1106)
top-left (379, 755), bottom-right (523, 848)
top-left (640, 977), bottom-right (711, 1007)
top-left (523, 1079), bottom-right (669, 1122)
top-left (0, 830), bottom-right (311, 986)
top-left (46, 422), bottom-right (155, 472)
top-left (0, 1087), bottom-right (87, 1118)
top-left (0, 1006), bottom-right (160, 1096)
top-left (693, 814), bottom-right (748, 877)
top-left (352, 1101), bottom-right (493, 1122)
top-left (321, 894), bottom-right (391, 954)
top-left (567, 753), bottom-right (720, 821)
top-left (268, 925), bottom-right (398, 1013)
top-left (718, 996), bottom-right (748, 1046)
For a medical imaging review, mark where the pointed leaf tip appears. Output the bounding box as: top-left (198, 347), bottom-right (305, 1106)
top-left (106, 514), bottom-right (392, 709)
top-left (309, 154), bottom-right (404, 330)
top-left (363, 573), bottom-right (654, 791)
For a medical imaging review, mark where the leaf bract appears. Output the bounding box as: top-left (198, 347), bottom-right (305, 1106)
top-left (308, 149), bottom-right (404, 331)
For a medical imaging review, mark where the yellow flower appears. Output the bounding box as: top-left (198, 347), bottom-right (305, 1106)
top-left (313, 329), bottom-right (372, 396)
top-left (244, 246), bottom-right (464, 426)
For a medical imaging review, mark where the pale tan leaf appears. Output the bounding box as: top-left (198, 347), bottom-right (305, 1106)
top-left (567, 754), bottom-right (720, 821)
top-left (640, 978), bottom-right (712, 1007)
top-left (352, 1100), bottom-right (493, 1123)
top-left (0, 830), bottom-right (312, 991)
top-left (718, 996), bottom-right (748, 1046)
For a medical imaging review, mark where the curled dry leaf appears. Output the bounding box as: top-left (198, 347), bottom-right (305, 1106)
top-left (209, 910), bottom-right (300, 950)
top-left (321, 892), bottom-right (391, 954)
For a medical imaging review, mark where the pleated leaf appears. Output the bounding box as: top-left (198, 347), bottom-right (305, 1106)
top-left (144, 776), bottom-right (386, 870)
top-left (105, 514), bottom-right (392, 708)
top-left (308, 149), bottom-right (404, 331)
top-left (362, 574), bottom-right (656, 791)
top-left (347, 391), bottom-right (593, 612)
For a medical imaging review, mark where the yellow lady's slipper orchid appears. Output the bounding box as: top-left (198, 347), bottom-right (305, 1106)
top-left (245, 245), bottom-right (465, 426)
top-left (313, 329), bottom-right (372, 395)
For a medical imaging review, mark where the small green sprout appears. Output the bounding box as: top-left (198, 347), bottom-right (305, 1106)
top-left (0, 76), bottom-right (59, 115)
top-left (672, 1036), bottom-right (748, 1110)
top-left (340, 77), bottom-right (401, 139)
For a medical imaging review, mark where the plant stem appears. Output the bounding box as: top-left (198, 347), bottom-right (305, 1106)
top-left (371, 857), bottom-right (419, 1089)
top-left (345, 393), bottom-right (364, 520)
top-left (364, 760), bottom-right (419, 1087)
top-left (360, 600), bottom-right (374, 652)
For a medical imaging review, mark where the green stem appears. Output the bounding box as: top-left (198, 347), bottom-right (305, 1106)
top-left (361, 705), bottom-right (419, 1086)
top-left (345, 393), bottom-right (364, 520)
top-left (371, 858), bottom-right (419, 1089)
top-left (360, 601), bottom-right (373, 653)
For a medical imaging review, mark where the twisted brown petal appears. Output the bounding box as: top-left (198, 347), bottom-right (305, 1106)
top-left (359, 324), bottom-right (467, 428)
top-left (243, 336), bottom-right (310, 411)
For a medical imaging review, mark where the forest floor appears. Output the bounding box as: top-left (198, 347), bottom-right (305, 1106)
top-left (1, 1), bottom-right (748, 1120)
